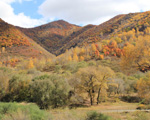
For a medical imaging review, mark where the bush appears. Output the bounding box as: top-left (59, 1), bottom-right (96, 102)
top-left (2, 110), bottom-right (30, 120)
top-left (137, 104), bottom-right (150, 110)
top-left (86, 111), bottom-right (111, 120)
top-left (63, 62), bottom-right (78, 73)
top-left (131, 111), bottom-right (149, 120)
top-left (120, 96), bottom-right (141, 103)
top-left (54, 65), bottom-right (62, 73)
top-left (88, 61), bottom-right (96, 66)
top-left (2, 74), bottom-right (31, 102)
top-left (31, 74), bottom-right (70, 109)
top-left (0, 102), bottom-right (52, 120)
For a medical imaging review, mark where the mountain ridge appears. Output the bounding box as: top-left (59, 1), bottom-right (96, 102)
top-left (1, 11), bottom-right (150, 57)
top-left (0, 18), bottom-right (55, 61)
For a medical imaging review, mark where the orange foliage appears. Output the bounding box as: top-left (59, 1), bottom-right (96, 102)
top-left (3, 58), bottom-right (20, 67)
top-left (99, 55), bottom-right (104, 60)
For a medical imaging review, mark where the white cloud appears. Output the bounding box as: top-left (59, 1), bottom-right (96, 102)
top-left (1, 0), bottom-right (33, 4)
top-left (38, 0), bottom-right (150, 25)
top-left (1, 0), bottom-right (22, 4)
top-left (0, 0), bottom-right (47, 28)
top-left (1, 0), bottom-right (150, 28)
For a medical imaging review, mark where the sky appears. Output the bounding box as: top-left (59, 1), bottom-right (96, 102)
top-left (0, 0), bottom-right (150, 28)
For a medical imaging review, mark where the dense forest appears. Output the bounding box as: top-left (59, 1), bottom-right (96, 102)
top-left (1, 11), bottom-right (150, 120)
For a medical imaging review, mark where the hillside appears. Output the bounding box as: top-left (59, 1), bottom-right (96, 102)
top-left (18, 11), bottom-right (150, 55)
top-left (18, 20), bottom-right (80, 55)
top-left (1, 10), bottom-right (150, 120)
top-left (57, 11), bottom-right (150, 54)
top-left (1, 11), bottom-right (150, 58)
top-left (0, 18), bottom-right (55, 61)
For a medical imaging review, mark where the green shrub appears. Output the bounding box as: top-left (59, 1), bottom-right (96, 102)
top-left (31, 74), bottom-right (70, 109)
top-left (54, 65), bottom-right (62, 73)
top-left (88, 61), bottom-right (96, 66)
top-left (86, 111), bottom-right (111, 120)
top-left (3, 74), bottom-right (31, 102)
top-left (2, 110), bottom-right (30, 120)
top-left (131, 111), bottom-right (149, 120)
top-left (63, 62), bottom-right (78, 73)
top-left (0, 102), bottom-right (52, 120)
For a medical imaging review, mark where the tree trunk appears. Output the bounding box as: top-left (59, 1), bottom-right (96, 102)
top-left (89, 90), bottom-right (93, 105)
top-left (97, 88), bottom-right (101, 104)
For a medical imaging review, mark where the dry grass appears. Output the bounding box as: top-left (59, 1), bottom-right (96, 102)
top-left (106, 111), bottom-right (150, 120)
top-left (2, 110), bottom-right (30, 120)
top-left (50, 108), bottom-right (86, 120)
top-left (50, 102), bottom-right (139, 120)
top-left (77, 101), bottom-right (138, 111)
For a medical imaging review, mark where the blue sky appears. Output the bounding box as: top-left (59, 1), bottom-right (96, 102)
top-left (0, 0), bottom-right (149, 28)
top-left (11, 0), bottom-right (43, 19)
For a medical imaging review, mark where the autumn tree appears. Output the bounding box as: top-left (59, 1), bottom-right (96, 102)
top-left (75, 67), bottom-right (100, 105)
top-left (80, 47), bottom-right (85, 55)
top-left (137, 72), bottom-right (150, 104)
top-left (6, 74), bottom-right (31, 102)
top-left (121, 36), bottom-right (150, 72)
top-left (99, 55), bottom-right (104, 60)
top-left (27, 59), bottom-right (34, 69)
top-left (73, 53), bottom-right (79, 62)
top-left (91, 43), bottom-right (97, 52)
top-left (2, 47), bottom-right (5, 53)
top-left (144, 27), bottom-right (150, 35)
top-left (0, 71), bottom-right (9, 100)
top-left (96, 66), bottom-right (115, 104)
top-left (109, 40), bottom-right (117, 48)
top-left (79, 56), bottom-right (84, 61)
top-left (68, 56), bottom-right (72, 61)
top-left (75, 66), bottom-right (115, 105)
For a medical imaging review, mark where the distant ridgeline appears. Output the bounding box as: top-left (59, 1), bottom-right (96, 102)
top-left (1, 11), bottom-right (150, 72)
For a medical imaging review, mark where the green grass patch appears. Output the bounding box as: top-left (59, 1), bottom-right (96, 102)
top-left (0, 102), bottom-right (52, 120)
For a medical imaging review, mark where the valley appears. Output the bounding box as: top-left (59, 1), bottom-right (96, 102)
top-left (1, 11), bottom-right (150, 120)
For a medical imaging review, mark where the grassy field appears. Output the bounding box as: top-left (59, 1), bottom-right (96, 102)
top-left (1, 102), bottom-right (150, 120)
top-left (49, 101), bottom-right (150, 120)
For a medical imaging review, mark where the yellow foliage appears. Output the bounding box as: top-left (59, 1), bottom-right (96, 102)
top-left (80, 48), bottom-right (85, 54)
top-left (40, 51), bottom-right (42, 54)
top-left (68, 56), bottom-right (72, 61)
top-left (121, 35), bottom-right (150, 72)
top-left (73, 47), bottom-right (80, 54)
top-left (145, 27), bottom-right (150, 35)
top-left (80, 56), bottom-right (84, 61)
top-left (99, 55), bottom-right (104, 60)
top-left (91, 43), bottom-right (97, 52)
top-left (137, 77), bottom-right (150, 103)
top-left (73, 53), bottom-right (78, 62)
top-left (27, 59), bottom-right (34, 69)
top-left (109, 40), bottom-right (118, 48)
top-left (115, 37), bottom-right (122, 44)
top-left (2, 47), bottom-right (5, 53)
top-left (0, 61), bottom-right (2, 67)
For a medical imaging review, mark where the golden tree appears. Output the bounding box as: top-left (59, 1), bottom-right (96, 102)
top-left (137, 72), bottom-right (150, 104)
top-left (2, 47), bottom-right (5, 53)
top-left (99, 55), bottom-right (104, 60)
top-left (79, 56), bottom-right (84, 61)
top-left (96, 66), bottom-right (115, 104)
top-left (76, 67), bottom-right (100, 105)
top-left (75, 66), bottom-right (115, 105)
top-left (121, 36), bottom-right (150, 72)
top-left (91, 43), bottom-right (97, 52)
top-left (73, 53), bottom-right (79, 62)
top-left (27, 59), bottom-right (34, 69)
top-left (68, 56), bottom-right (72, 61)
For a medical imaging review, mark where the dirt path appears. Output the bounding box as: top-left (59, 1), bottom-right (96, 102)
top-left (99, 109), bottom-right (150, 113)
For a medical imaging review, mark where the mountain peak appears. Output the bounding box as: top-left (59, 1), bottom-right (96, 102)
top-left (0, 18), bottom-right (6, 23)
